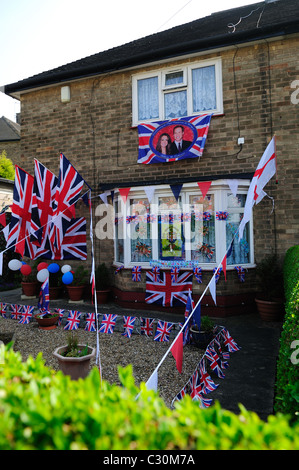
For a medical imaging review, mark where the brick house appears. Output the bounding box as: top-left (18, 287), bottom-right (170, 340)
top-left (3, 0), bottom-right (299, 316)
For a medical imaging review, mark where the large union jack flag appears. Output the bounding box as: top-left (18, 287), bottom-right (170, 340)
top-left (50, 153), bottom-right (85, 250)
top-left (6, 166), bottom-right (35, 257)
top-left (138, 114), bottom-right (212, 164)
top-left (30, 159), bottom-right (57, 248)
top-left (145, 270), bottom-right (193, 307)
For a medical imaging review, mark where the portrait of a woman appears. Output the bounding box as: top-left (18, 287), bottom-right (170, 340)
top-left (155, 133), bottom-right (172, 155)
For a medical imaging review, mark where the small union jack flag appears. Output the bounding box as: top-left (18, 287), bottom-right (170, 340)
top-left (132, 266), bottom-right (142, 282)
top-left (198, 359), bottom-right (219, 394)
top-left (84, 313), bottom-right (96, 332)
top-left (0, 302), bottom-right (7, 318)
top-left (221, 328), bottom-right (240, 352)
top-left (54, 308), bottom-right (65, 326)
top-left (192, 393), bottom-right (213, 409)
top-left (19, 305), bottom-right (34, 324)
top-left (235, 265), bottom-right (245, 282)
top-left (189, 370), bottom-right (203, 399)
top-left (213, 266), bottom-right (223, 283)
top-left (171, 266), bottom-right (180, 282)
top-left (213, 337), bottom-right (230, 369)
top-left (193, 267), bottom-right (202, 284)
top-left (154, 320), bottom-right (173, 342)
top-left (64, 311), bottom-right (81, 330)
top-left (10, 304), bottom-right (23, 320)
top-left (140, 317), bottom-right (155, 337)
top-left (99, 314), bottom-right (117, 334)
top-left (205, 346), bottom-right (225, 379)
top-left (151, 266), bottom-right (161, 283)
top-left (122, 316), bottom-right (137, 338)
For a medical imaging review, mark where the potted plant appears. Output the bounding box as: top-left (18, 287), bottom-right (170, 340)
top-left (95, 263), bottom-right (111, 304)
top-left (34, 312), bottom-right (59, 330)
top-left (21, 260), bottom-right (39, 297)
top-left (66, 266), bottom-right (88, 301)
top-left (255, 254), bottom-right (285, 321)
top-left (53, 332), bottom-right (95, 380)
top-left (190, 316), bottom-right (215, 349)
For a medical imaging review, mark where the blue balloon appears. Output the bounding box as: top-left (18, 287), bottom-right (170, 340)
top-left (48, 263), bottom-right (60, 273)
top-left (62, 271), bottom-right (73, 285)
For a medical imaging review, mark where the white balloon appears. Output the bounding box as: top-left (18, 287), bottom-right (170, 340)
top-left (61, 264), bottom-right (72, 273)
top-left (37, 268), bottom-right (49, 283)
top-left (8, 259), bottom-right (22, 271)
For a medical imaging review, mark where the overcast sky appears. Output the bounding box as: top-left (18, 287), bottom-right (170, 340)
top-left (0, 0), bottom-right (259, 122)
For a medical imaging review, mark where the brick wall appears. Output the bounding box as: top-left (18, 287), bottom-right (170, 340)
top-left (19, 36), bottom-right (299, 308)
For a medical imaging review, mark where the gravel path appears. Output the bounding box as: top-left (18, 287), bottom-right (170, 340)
top-left (0, 316), bottom-right (203, 407)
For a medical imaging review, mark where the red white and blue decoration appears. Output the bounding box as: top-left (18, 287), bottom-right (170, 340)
top-left (145, 270), bottom-right (193, 307)
top-left (154, 320), bottom-right (173, 342)
top-left (64, 310), bottom-right (81, 330)
top-left (132, 266), bottom-right (142, 282)
top-left (122, 316), bottom-right (137, 338)
top-left (138, 114), bottom-right (212, 164)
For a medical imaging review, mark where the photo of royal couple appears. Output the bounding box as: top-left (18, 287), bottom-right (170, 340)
top-left (155, 124), bottom-right (194, 156)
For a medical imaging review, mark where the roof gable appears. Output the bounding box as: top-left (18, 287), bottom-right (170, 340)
top-left (0, 116), bottom-right (20, 142)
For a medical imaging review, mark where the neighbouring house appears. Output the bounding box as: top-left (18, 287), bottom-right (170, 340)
top-left (0, 115), bottom-right (21, 167)
top-left (3, 0), bottom-right (299, 316)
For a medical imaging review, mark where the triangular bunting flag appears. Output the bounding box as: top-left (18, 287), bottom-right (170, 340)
top-left (99, 192), bottom-right (109, 206)
top-left (171, 331), bottom-right (183, 374)
top-left (209, 276), bottom-right (217, 305)
top-left (145, 370), bottom-right (158, 392)
top-left (144, 186), bottom-right (155, 203)
top-left (170, 184), bottom-right (183, 201)
top-left (119, 187), bottom-right (131, 203)
top-left (226, 179), bottom-right (239, 197)
top-left (197, 181), bottom-right (212, 199)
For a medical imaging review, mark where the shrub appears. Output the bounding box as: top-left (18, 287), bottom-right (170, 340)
top-left (274, 246), bottom-right (299, 420)
top-left (0, 345), bottom-right (298, 450)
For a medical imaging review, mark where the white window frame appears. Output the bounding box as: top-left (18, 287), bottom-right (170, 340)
top-left (132, 58), bottom-right (223, 126)
top-left (113, 180), bottom-right (254, 270)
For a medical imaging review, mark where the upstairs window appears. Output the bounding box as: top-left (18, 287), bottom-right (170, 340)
top-left (132, 59), bottom-right (223, 126)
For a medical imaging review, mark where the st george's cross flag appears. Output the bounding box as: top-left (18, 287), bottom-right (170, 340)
top-left (138, 114), bottom-right (212, 164)
top-left (239, 136), bottom-right (277, 240)
top-left (145, 270), bottom-right (193, 307)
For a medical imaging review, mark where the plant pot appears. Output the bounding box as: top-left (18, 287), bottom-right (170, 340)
top-left (67, 285), bottom-right (85, 301)
top-left (49, 286), bottom-right (63, 300)
top-left (34, 314), bottom-right (59, 330)
top-left (22, 281), bottom-right (39, 297)
top-left (190, 326), bottom-right (214, 349)
top-left (255, 297), bottom-right (284, 322)
top-left (96, 289), bottom-right (110, 304)
top-left (53, 345), bottom-right (95, 380)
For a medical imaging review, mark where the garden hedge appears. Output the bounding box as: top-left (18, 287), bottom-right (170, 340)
top-left (274, 245), bottom-right (299, 419)
top-left (0, 345), bottom-right (298, 450)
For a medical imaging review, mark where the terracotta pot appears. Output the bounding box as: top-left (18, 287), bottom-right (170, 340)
top-left (49, 286), bottom-right (63, 300)
top-left (255, 298), bottom-right (284, 322)
top-left (96, 289), bottom-right (110, 304)
top-left (34, 314), bottom-right (59, 330)
top-left (22, 281), bottom-right (39, 297)
top-left (53, 345), bottom-right (95, 380)
top-left (67, 285), bottom-right (85, 301)
top-left (190, 326), bottom-right (214, 349)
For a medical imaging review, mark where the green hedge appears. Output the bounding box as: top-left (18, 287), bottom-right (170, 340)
top-left (274, 246), bottom-right (299, 419)
top-left (0, 346), bottom-right (298, 450)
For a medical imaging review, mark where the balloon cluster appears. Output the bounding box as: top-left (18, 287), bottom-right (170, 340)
top-left (8, 259), bottom-right (74, 285)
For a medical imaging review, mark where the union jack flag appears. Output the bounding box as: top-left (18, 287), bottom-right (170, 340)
top-left (53, 217), bottom-right (87, 260)
top-left (192, 393), bottom-right (213, 409)
top-left (84, 312), bottom-right (96, 332)
top-left (99, 314), bottom-right (117, 334)
top-left (6, 166), bottom-right (35, 257)
top-left (193, 267), bottom-right (202, 284)
top-left (122, 316), bottom-right (137, 338)
top-left (138, 114), bottom-right (212, 164)
top-left (64, 311), bottom-right (81, 330)
top-left (189, 370), bottom-right (204, 399)
top-left (132, 266), bottom-right (141, 282)
top-left (38, 278), bottom-right (50, 313)
top-left (151, 266), bottom-right (161, 283)
top-left (213, 266), bottom-right (223, 283)
top-left (50, 154), bottom-right (85, 251)
top-left (182, 293), bottom-right (195, 346)
top-left (0, 302), bottom-right (7, 318)
top-left (235, 265), bottom-right (245, 282)
top-left (221, 328), bottom-right (240, 352)
top-left (140, 317), bottom-right (155, 336)
top-left (19, 305), bottom-right (34, 324)
top-left (145, 270), bottom-right (193, 307)
top-left (213, 337), bottom-right (230, 369)
top-left (30, 159), bottom-right (57, 247)
top-left (198, 359), bottom-right (219, 394)
top-left (172, 385), bottom-right (188, 406)
top-left (205, 346), bottom-right (225, 379)
top-left (154, 320), bottom-right (173, 342)
top-left (171, 266), bottom-right (180, 282)
top-left (10, 304), bottom-right (23, 320)
top-left (54, 308), bottom-right (65, 326)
